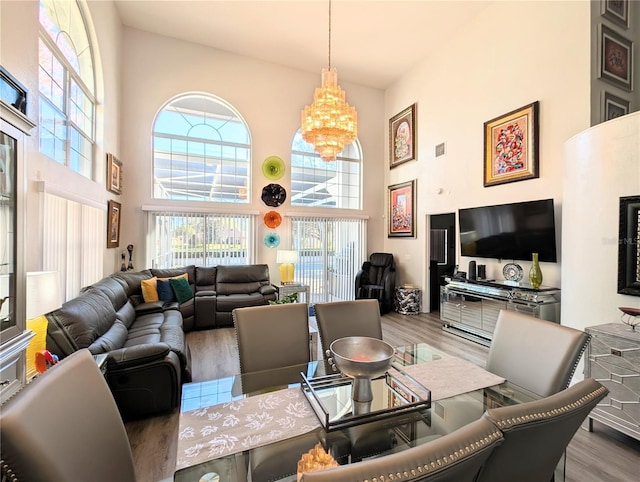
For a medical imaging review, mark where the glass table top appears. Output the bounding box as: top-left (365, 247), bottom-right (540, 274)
top-left (176, 343), bottom-right (541, 482)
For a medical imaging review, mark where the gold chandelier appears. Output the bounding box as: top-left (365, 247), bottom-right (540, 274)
top-left (301, 0), bottom-right (357, 162)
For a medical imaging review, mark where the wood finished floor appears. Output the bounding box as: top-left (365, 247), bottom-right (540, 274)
top-left (125, 311), bottom-right (640, 482)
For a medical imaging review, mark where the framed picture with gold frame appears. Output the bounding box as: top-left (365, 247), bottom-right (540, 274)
top-left (107, 153), bottom-right (123, 194)
top-left (389, 104), bottom-right (416, 168)
top-left (107, 200), bottom-right (121, 248)
top-left (388, 180), bottom-right (416, 238)
top-left (483, 101), bottom-right (539, 187)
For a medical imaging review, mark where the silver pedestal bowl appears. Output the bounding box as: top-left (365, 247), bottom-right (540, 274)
top-left (328, 336), bottom-right (395, 402)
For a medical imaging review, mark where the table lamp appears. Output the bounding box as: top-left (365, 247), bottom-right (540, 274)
top-left (276, 250), bottom-right (299, 284)
top-left (26, 271), bottom-right (61, 379)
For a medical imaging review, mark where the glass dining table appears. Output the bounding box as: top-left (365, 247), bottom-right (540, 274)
top-left (174, 343), bottom-right (562, 482)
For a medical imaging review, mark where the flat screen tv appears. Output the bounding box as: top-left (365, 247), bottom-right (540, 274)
top-left (459, 199), bottom-right (558, 262)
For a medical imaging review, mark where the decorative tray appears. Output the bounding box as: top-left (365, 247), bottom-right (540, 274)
top-left (301, 365), bottom-right (431, 431)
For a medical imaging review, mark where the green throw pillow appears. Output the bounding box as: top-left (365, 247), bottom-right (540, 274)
top-left (170, 277), bottom-right (193, 304)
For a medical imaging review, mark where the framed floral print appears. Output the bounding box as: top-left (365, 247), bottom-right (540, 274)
top-left (388, 179), bottom-right (416, 238)
top-left (483, 101), bottom-right (539, 187)
top-left (389, 104), bottom-right (416, 168)
top-left (598, 24), bottom-right (633, 91)
top-left (107, 153), bottom-right (123, 194)
top-left (107, 200), bottom-right (121, 248)
top-left (601, 0), bottom-right (629, 29)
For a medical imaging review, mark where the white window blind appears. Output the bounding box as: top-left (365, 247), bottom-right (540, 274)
top-left (148, 211), bottom-right (256, 269)
top-left (42, 192), bottom-right (103, 300)
top-left (290, 216), bottom-right (367, 304)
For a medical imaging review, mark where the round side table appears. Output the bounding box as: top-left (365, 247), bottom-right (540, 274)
top-left (394, 286), bottom-right (421, 315)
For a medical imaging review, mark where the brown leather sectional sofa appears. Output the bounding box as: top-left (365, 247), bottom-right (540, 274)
top-left (44, 264), bottom-right (276, 419)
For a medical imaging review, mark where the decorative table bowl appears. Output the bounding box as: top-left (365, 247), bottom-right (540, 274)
top-left (328, 336), bottom-right (395, 402)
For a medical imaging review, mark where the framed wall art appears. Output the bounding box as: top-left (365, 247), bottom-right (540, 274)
top-left (598, 24), bottom-right (633, 91)
top-left (617, 195), bottom-right (640, 297)
top-left (389, 103), bottom-right (416, 168)
top-left (483, 101), bottom-right (539, 187)
top-left (602, 91), bottom-right (630, 122)
top-left (107, 200), bottom-right (121, 248)
top-left (107, 153), bottom-right (123, 194)
top-left (388, 179), bottom-right (416, 238)
top-left (601, 0), bottom-right (629, 29)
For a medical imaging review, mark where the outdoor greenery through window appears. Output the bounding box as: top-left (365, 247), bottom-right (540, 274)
top-left (148, 212), bottom-right (255, 269)
top-left (153, 94), bottom-right (250, 202)
top-left (290, 130), bottom-right (362, 209)
top-left (38, 0), bottom-right (95, 177)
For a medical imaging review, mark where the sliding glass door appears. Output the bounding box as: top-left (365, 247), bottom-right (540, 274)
top-left (290, 217), bottom-right (367, 304)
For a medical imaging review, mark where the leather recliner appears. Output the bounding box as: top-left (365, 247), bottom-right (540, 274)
top-left (355, 253), bottom-right (396, 314)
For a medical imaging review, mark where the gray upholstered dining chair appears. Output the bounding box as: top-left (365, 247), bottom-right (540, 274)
top-left (314, 299), bottom-right (383, 361)
top-left (486, 309), bottom-right (591, 397)
top-left (476, 377), bottom-right (608, 482)
top-left (233, 302), bottom-right (310, 373)
top-left (0, 348), bottom-right (137, 482)
top-left (300, 417), bottom-right (503, 481)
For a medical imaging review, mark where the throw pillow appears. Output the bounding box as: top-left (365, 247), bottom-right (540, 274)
top-left (141, 277), bottom-right (159, 303)
top-left (156, 279), bottom-right (177, 303)
top-left (170, 277), bottom-right (194, 304)
top-left (158, 272), bottom-right (188, 283)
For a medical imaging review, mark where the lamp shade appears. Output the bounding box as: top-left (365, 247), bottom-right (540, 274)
top-left (26, 271), bottom-right (61, 319)
top-left (276, 250), bottom-right (299, 264)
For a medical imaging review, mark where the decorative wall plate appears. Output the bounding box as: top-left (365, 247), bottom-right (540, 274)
top-left (264, 232), bottom-right (280, 248)
top-left (263, 210), bottom-right (282, 228)
top-left (261, 183), bottom-right (287, 207)
top-left (262, 156), bottom-right (285, 180)
top-left (502, 263), bottom-right (523, 282)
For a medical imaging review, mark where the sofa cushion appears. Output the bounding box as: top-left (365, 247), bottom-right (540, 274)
top-left (141, 277), bottom-right (159, 302)
top-left (112, 270), bottom-right (153, 298)
top-left (46, 288), bottom-right (116, 353)
top-left (88, 321), bottom-right (129, 354)
top-left (216, 293), bottom-right (266, 312)
top-left (170, 277), bottom-right (194, 303)
top-left (195, 266), bottom-right (217, 292)
top-left (215, 264), bottom-right (271, 295)
top-left (116, 300), bottom-right (137, 329)
top-left (157, 279), bottom-right (177, 302)
top-left (88, 277), bottom-right (129, 312)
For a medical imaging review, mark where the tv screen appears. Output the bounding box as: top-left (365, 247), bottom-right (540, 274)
top-left (459, 199), bottom-right (558, 262)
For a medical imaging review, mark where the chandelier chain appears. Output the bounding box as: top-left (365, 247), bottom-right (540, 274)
top-left (328, 0), bottom-right (332, 69)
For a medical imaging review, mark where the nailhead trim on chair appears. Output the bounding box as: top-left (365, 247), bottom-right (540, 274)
top-left (564, 334), bottom-right (591, 390)
top-left (492, 385), bottom-right (608, 429)
top-left (1, 459), bottom-right (18, 482)
top-left (358, 430), bottom-right (502, 482)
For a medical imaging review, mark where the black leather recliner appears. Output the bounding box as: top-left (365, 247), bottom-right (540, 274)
top-left (355, 253), bottom-right (396, 314)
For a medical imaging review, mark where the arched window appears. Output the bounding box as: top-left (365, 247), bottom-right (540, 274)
top-left (290, 131), bottom-right (362, 209)
top-left (38, 0), bottom-right (95, 177)
top-left (153, 94), bottom-right (250, 203)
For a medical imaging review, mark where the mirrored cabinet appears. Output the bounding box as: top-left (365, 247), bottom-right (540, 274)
top-left (0, 93), bottom-right (35, 402)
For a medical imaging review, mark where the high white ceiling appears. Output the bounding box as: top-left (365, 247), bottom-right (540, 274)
top-left (114, 0), bottom-right (492, 90)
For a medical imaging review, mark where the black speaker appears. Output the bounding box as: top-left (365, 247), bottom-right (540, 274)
top-left (477, 264), bottom-right (486, 280)
top-left (468, 261), bottom-right (477, 280)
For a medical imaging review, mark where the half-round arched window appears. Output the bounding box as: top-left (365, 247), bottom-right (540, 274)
top-left (153, 94), bottom-right (250, 203)
top-left (290, 131), bottom-right (362, 209)
top-left (39, 0), bottom-right (96, 177)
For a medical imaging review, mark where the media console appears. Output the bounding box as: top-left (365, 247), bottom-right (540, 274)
top-left (440, 277), bottom-right (561, 346)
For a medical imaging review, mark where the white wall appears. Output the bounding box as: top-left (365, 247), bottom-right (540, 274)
top-left (119, 28), bottom-right (385, 273)
top-left (384, 1), bottom-right (592, 311)
top-left (562, 112), bottom-right (640, 332)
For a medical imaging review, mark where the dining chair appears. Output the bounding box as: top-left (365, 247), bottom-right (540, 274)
top-left (300, 417), bottom-right (503, 481)
top-left (314, 299), bottom-right (383, 361)
top-left (476, 377), bottom-right (609, 482)
top-left (486, 309), bottom-right (591, 397)
top-left (0, 348), bottom-right (137, 482)
top-left (232, 302), bottom-right (310, 373)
